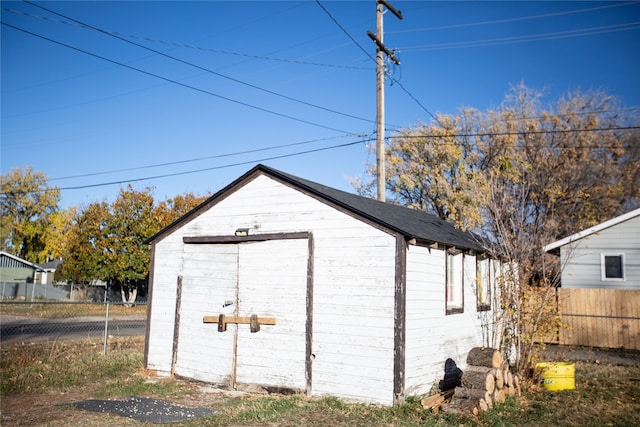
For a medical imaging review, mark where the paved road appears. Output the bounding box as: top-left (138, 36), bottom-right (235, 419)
top-left (0, 316), bottom-right (146, 343)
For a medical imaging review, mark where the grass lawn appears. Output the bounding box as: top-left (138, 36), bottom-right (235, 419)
top-left (1, 337), bottom-right (639, 426)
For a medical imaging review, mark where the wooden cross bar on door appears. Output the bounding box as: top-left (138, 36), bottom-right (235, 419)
top-left (203, 314), bottom-right (277, 333)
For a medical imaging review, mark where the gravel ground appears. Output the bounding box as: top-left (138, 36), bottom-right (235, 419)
top-left (65, 396), bottom-right (216, 424)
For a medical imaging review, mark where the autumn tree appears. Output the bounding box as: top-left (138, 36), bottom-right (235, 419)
top-left (0, 167), bottom-right (60, 262)
top-left (153, 192), bottom-right (210, 228)
top-left (62, 186), bottom-right (156, 305)
top-left (480, 86), bottom-right (640, 370)
top-left (43, 208), bottom-right (76, 262)
top-left (362, 83), bottom-right (640, 371)
top-left (58, 187), bottom-right (209, 305)
top-left (57, 202), bottom-right (111, 285)
top-left (383, 110), bottom-right (484, 230)
top-left (107, 185), bottom-right (157, 306)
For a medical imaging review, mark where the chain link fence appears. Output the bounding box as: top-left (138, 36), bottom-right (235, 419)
top-left (0, 301), bottom-right (147, 353)
top-left (1, 281), bottom-right (149, 303)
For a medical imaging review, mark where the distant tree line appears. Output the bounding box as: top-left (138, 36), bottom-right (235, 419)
top-left (0, 167), bottom-right (209, 306)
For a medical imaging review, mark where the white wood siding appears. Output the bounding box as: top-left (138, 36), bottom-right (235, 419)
top-left (404, 246), bottom-right (495, 396)
top-left (174, 244), bottom-right (238, 383)
top-left (145, 236), bottom-right (185, 375)
top-left (560, 215), bottom-right (640, 290)
top-left (147, 175), bottom-right (398, 405)
top-left (404, 245), bottom-right (447, 396)
top-left (235, 239), bottom-right (308, 389)
top-left (311, 233), bottom-right (396, 404)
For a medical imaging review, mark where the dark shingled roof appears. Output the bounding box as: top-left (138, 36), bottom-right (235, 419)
top-left (147, 164), bottom-right (486, 252)
top-left (36, 259), bottom-right (63, 270)
top-left (262, 165), bottom-right (485, 252)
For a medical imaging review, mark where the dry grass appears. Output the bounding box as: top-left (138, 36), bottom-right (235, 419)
top-left (501, 362), bottom-right (640, 426)
top-left (1, 337), bottom-right (145, 396)
top-left (0, 302), bottom-right (147, 318)
top-left (1, 338), bottom-right (639, 426)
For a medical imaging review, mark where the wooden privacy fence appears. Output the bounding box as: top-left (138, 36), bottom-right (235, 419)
top-left (556, 288), bottom-right (640, 350)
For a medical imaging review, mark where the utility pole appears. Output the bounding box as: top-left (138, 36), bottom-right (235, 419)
top-left (368, 0), bottom-right (402, 202)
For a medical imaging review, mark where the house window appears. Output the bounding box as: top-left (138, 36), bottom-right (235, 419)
top-left (446, 250), bottom-right (464, 314)
top-left (601, 253), bottom-right (625, 281)
top-left (476, 256), bottom-right (491, 311)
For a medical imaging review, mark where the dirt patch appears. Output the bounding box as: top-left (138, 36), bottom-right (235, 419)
top-left (541, 344), bottom-right (640, 366)
top-left (0, 380), bottom-right (243, 426)
top-left (1, 388), bottom-right (97, 426)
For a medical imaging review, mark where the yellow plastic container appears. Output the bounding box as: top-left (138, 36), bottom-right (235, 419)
top-left (535, 362), bottom-right (575, 391)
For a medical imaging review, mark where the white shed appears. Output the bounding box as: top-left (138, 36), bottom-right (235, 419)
top-left (144, 164), bottom-right (501, 405)
top-left (544, 208), bottom-right (640, 290)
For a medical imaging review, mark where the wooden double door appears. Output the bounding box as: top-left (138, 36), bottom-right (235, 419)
top-left (174, 237), bottom-right (310, 391)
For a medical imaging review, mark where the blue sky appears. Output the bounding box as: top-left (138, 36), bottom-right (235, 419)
top-left (2, 1), bottom-right (639, 209)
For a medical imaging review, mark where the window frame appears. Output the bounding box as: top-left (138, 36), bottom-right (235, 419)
top-left (475, 255), bottom-right (492, 312)
top-left (445, 250), bottom-right (464, 315)
top-left (600, 253), bottom-right (625, 281)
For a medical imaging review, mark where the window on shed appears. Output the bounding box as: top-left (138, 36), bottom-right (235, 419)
top-left (601, 253), bottom-right (625, 281)
top-left (476, 256), bottom-right (491, 311)
top-left (446, 250), bottom-right (464, 314)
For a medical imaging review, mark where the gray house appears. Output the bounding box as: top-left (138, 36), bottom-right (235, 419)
top-left (34, 259), bottom-right (62, 285)
top-left (144, 164), bottom-right (504, 406)
top-left (544, 208), bottom-right (640, 289)
top-left (0, 251), bottom-right (38, 283)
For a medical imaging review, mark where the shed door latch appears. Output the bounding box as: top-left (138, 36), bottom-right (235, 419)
top-left (203, 314), bottom-right (277, 333)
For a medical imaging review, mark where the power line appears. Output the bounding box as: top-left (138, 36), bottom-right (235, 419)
top-left (399, 21), bottom-right (640, 52)
top-left (315, 0), bottom-right (376, 64)
top-left (389, 1), bottom-right (639, 34)
top-left (399, 107), bottom-right (640, 129)
top-left (312, 0), bottom-right (637, 129)
top-left (490, 107), bottom-right (640, 124)
top-left (314, 1), bottom-right (437, 130)
top-left (7, 3), bottom-right (373, 70)
top-left (52, 125), bottom-right (640, 187)
top-left (1, 21), bottom-right (356, 135)
top-left (28, 138), bottom-right (374, 193)
top-left (313, 1), bottom-right (442, 129)
top-left (18, 1), bottom-right (376, 127)
top-left (49, 134), bottom-right (367, 181)
top-left (389, 77), bottom-right (439, 123)
top-left (388, 125), bottom-right (640, 140)
top-left (122, 34), bottom-right (372, 70)
top-left (48, 122), bottom-right (640, 184)
top-left (3, 124), bottom-right (637, 196)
